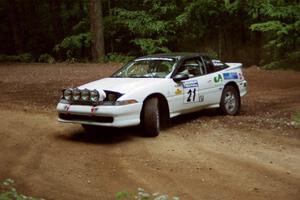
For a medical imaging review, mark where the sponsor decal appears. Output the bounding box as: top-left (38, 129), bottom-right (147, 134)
top-left (212, 59), bottom-right (223, 66)
top-left (238, 73), bottom-right (243, 80)
top-left (213, 74), bottom-right (223, 83)
top-left (175, 88), bottom-right (182, 95)
top-left (64, 104), bottom-right (70, 112)
top-left (185, 88), bottom-right (197, 103)
top-left (91, 106), bottom-right (98, 113)
top-left (199, 95), bottom-right (204, 102)
top-left (182, 80), bottom-right (200, 104)
top-left (182, 80), bottom-right (198, 88)
top-left (135, 57), bottom-right (174, 61)
top-left (223, 72), bottom-right (238, 80)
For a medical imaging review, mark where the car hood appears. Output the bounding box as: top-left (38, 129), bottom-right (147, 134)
top-left (79, 77), bottom-right (166, 94)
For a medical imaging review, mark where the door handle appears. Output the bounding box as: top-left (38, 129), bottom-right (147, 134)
top-left (208, 80), bottom-right (212, 83)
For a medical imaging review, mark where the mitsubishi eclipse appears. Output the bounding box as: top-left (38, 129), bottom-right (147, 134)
top-left (57, 53), bottom-right (247, 137)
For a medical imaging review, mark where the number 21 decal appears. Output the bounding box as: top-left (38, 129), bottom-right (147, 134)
top-left (182, 80), bottom-right (199, 104)
top-left (187, 88), bottom-right (196, 102)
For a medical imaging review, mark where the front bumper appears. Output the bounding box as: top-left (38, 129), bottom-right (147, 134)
top-left (56, 102), bottom-right (143, 127)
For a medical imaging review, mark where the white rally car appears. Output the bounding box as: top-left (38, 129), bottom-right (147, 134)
top-left (57, 53), bottom-right (247, 137)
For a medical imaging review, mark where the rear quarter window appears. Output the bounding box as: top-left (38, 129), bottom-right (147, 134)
top-left (211, 59), bottom-right (229, 72)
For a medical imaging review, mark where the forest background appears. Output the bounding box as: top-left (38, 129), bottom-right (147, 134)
top-left (0, 0), bottom-right (299, 69)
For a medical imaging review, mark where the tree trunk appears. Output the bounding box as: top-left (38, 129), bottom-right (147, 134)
top-left (218, 25), bottom-right (222, 59)
top-left (49, 0), bottom-right (63, 44)
top-left (255, 8), bottom-right (262, 65)
top-left (8, 0), bottom-right (23, 54)
top-left (89, 0), bottom-right (105, 62)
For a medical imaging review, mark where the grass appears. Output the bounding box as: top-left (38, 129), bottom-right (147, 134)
top-left (0, 179), bottom-right (43, 200)
top-left (1, 179), bottom-right (180, 200)
top-left (291, 112), bottom-right (300, 127)
top-left (116, 188), bottom-right (180, 200)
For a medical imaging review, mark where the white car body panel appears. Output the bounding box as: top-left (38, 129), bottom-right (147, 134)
top-left (57, 55), bottom-right (247, 128)
top-left (57, 102), bottom-right (143, 127)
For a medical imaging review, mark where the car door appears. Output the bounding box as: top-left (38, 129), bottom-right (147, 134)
top-left (202, 57), bottom-right (227, 105)
top-left (173, 57), bottom-right (215, 113)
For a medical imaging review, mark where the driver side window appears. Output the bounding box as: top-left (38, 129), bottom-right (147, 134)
top-left (177, 59), bottom-right (206, 77)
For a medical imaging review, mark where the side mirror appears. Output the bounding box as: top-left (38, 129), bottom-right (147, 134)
top-left (173, 73), bottom-right (189, 82)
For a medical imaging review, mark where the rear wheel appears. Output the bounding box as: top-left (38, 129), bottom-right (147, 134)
top-left (220, 85), bottom-right (240, 115)
top-left (141, 98), bottom-right (160, 137)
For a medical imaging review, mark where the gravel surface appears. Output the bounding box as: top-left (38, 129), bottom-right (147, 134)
top-left (0, 63), bottom-right (299, 200)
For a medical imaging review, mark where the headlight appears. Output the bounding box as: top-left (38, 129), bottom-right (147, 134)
top-left (102, 99), bottom-right (138, 106)
top-left (115, 99), bottom-right (138, 105)
top-left (63, 88), bottom-right (72, 101)
top-left (81, 88), bottom-right (90, 101)
top-left (104, 91), bottom-right (123, 102)
top-left (90, 89), bottom-right (99, 102)
top-left (72, 88), bottom-right (81, 101)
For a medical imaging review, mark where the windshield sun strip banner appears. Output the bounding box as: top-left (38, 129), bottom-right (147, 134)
top-left (134, 58), bottom-right (174, 61)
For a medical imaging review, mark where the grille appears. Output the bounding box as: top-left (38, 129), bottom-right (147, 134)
top-left (70, 101), bottom-right (100, 106)
top-left (59, 113), bottom-right (113, 123)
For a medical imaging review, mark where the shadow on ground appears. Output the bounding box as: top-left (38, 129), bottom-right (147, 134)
top-left (54, 126), bottom-right (143, 145)
top-left (54, 109), bottom-right (223, 144)
top-left (171, 108), bottom-right (221, 126)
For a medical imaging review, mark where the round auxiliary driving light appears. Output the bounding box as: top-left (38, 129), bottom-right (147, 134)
top-left (90, 89), bottom-right (99, 102)
top-left (81, 88), bottom-right (90, 101)
top-left (72, 88), bottom-right (81, 101)
top-left (63, 88), bottom-right (72, 101)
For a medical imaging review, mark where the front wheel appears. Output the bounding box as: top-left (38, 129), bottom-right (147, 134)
top-left (141, 98), bottom-right (160, 137)
top-left (220, 85), bottom-right (240, 115)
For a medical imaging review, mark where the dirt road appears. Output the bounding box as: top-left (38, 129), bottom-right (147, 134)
top-left (0, 63), bottom-right (299, 200)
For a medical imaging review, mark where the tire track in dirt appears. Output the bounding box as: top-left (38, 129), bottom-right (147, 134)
top-left (1, 108), bottom-right (300, 200)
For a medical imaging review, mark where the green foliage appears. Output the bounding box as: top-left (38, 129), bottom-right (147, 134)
top-left (204, 48), bottom-right (219, 59)
top-left (19, 53), bottom-right (33, 63)
top-left (250, 0), bottom-right (300, 69)
top-left (112, 0), bottom-right (179, 55)
top-left (0, 53), bottom-right (33, 63)
top-left (105, 53), bottom-right (134, 63)
top-left (262, 50), bottom-right (300, 70)
top-left (73, 19), bottom-right (90, 34)
top-left (291, 111), bottom-right (300, 128)
top-left (54, 32), bottom-right (91, 60)
top-left (38, 54), bottom-right (55, 63)
top-left (0, 0), bottom-right (299, 67)
top-left (115, 191), bottom-right (128, 200)
top-left (132, 38), bottom-right (170, 55)
top-left (0, 179), bottom-right (43, 200)
top-left (172, 0), bottom-right (246, 56)
top-left (116, 188), bottom-right (179, 200)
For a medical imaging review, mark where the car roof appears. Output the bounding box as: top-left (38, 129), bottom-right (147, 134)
top-left (135, 52), bottom-right (209, 61)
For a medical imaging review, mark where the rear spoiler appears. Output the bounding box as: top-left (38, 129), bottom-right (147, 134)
top-left (225, 63), bottom-right (242, 70)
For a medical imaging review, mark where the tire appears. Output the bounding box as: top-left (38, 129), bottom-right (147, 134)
top-left (220, 85), bottom-right (240, 115)
top-left (141, 98), bottom-right (160, 137)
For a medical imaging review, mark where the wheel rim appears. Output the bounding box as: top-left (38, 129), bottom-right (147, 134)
top-left (224, 90), bottom-right (237, 113)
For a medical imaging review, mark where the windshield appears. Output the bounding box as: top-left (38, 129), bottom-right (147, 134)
top-left (112, 59), bottom-right (176, 78)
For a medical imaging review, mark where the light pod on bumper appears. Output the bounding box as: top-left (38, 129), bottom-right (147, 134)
top-left (72, 88), bottom-right (81, 101)
top-left (63, 88), bottom-right (72, 101)
top-left (81, 88), bottom-right (90, 101)
top-left (90, 89), bottom-right (99, 102)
